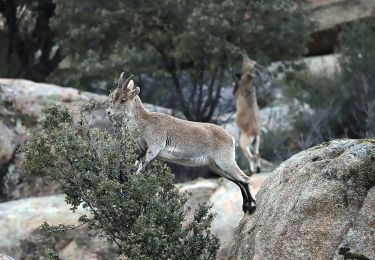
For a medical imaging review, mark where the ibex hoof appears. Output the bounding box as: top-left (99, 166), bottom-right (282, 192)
top-left (243, 201), bottom-right (256, 214)
top-left (256, 166), bottom-right (261, 173)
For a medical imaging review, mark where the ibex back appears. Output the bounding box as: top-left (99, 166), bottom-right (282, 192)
top-left (107, 73), bottom-right (256, 214)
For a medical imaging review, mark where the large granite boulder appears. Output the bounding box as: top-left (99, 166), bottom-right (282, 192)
top-left (179, 173), bottom-right (270, 245)
top-left (222, 139), bottom-right (375, 260)
top-left (0, 174), bottom-right (270, 259)
top-left (0, 195), bottom-right (115, 259)
top-left (0, 79), bottom-right (107, 201)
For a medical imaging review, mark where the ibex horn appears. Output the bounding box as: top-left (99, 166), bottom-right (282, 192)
top-left (117, 72), bottom-right (125, 89)
top-left (122, 74), bottom-right (134, 91)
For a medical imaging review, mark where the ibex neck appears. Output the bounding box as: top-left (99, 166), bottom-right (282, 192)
top-left (127, 96), bottom-right (150, 124)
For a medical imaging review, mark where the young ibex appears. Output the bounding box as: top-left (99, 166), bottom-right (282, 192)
top-left (107, 73), bottom-right (256, 214)
top-left (234, 56), bottom-right (264, 174)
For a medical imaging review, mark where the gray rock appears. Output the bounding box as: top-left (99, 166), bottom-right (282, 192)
top-left (307, 0), bottom-right (372, 55)
top-left (0, 195), bottom-right (87, 252)
top-left (309, 0), bottom-right (372, 31)
top-left (222, 139), bottom-right (375, 260)
top-left (0, 255), bottom-right (15, 260)
top-left (0, 122), bottom-right (20, 202)
top-left (178, 174), bottom-right (270, 246)
top-left (0, 122), bottom-right (17, 166)
top-left (0, 194), bottom-right (116, 259)
top-left (0, 175), bottom-right (270, 258)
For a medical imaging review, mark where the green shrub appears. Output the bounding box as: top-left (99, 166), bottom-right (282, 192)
top-left (367, 100), bottom-right (375, 137)
top-left (259, 128), bottom-right (298, 163)
top-left (279, 18), bottom-right (375, 154)
top-left (336, 18), bottom-right (375, 137)
top-left (21, 103), bottom-right (219, 259)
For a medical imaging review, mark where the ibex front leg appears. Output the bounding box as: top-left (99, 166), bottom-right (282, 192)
top-left (136, 145), bottom-right (160, 174)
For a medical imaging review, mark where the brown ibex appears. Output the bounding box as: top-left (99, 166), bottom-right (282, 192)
top-left (107, 73), bottom-right (256, 214)
top-left (234, 56), bottom-right (264, 174)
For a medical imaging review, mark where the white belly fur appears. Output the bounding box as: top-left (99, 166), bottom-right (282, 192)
top-left (157, 147), bottom-right (209, 167)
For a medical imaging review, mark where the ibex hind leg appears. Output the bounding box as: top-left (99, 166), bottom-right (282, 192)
top-left (213, 159), bottom-right (256, 214)
top-left (209, 162), bottom-right (250, 213)
top-left (240, 133), bottom-right (255, 175)
top-left (254, 135), bottom-right (261, 173)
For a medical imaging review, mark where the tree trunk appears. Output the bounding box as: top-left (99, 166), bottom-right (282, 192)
top-left (0, 0), bottom-right (63, 81)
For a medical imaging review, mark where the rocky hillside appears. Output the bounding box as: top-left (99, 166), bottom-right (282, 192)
top-left (221, 139), bottom-right (375, 260)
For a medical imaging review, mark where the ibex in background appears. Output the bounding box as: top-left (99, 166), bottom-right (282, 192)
top-left (107, 73), bottom-right (256, 214)
top-left (234, 56), bottom-right (265, 174)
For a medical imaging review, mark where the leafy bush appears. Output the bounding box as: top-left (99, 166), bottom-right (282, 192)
top-left (337, 18), bottom-right (375, 137)
top-left (367, 100), bottom-right (375, 137)
top-left (259, 129), bottom-right (294, 163)
top-left (278, 18), bottom-right (375, 157)
top-left (21, 103), bottom-right (219, 259)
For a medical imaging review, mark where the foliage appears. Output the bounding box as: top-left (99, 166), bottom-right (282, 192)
top-left (282, 72), bottom-right (340, 144)
top-left (367, 100), bottom-right (375, 137)
top-left (0, 0), bottom-right (62, 81)
top-left (21, 103), bottom-right (219, 259)
top-left (51, 0), bottom-right (313, 121)
top-left (336, 18), bottom-right (375, 137)
top-left (274, 17), bottom-right (375, 159)
top-left (259, 129), bottom-right (294, 163)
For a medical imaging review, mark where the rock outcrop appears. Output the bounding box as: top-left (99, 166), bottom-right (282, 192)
top-left (309, 0), bottom-right (373, 31)
top-left (307, 0), bottom-right (374, 55)
top-left (0, 175), bottom-right (270, 259)
top-left (0, 195), bottom-right (115, 259)
top-left (222, 139), bottom-right (375, 260)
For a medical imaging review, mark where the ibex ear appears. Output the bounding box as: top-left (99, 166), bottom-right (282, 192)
top-left (119, 74), bottom-right (134, 91)
top-left (127, 79), bottom-right (135, 90)
top-left (129, 86), bottom-right (140, 98)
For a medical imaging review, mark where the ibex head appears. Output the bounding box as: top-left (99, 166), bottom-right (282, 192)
top-left (242, 55), bottom-right (257, 76)
top-left (106, 73), bottom-right (140, 118)
top-left (243, 55), bottom-right (268, 76)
